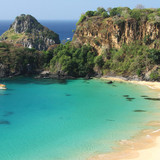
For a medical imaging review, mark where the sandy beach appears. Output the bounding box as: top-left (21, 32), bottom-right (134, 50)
top-left (89, 77), bottom-right (160, 160)
top-left (127, 136), bottom-right (160, 160)
top-left (101, 76), bottom-right (160, 90)
top-left (89, 133), bottom-right (160, 160)
top-left (89, 126), bottom-right (160, 160)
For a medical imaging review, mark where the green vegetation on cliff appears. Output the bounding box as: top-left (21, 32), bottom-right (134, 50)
top-left (1, 9), bottom-right (160, 81)
top-left (77, 7), bottom-right (160, 25)
top-left (0, 42), bottom-right (49, 77)
top-left (50, 42), bottom-right (97, 77)
top-left (45, 41), bottom-right (160, 81)
top-left (0, 41), bottom-right (97, 78)
top-left (1, 40), bottom-right (160, 81)
top-left (99, 42), bottom-right (160, 79)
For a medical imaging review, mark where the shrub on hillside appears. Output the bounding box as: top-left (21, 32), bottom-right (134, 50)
top-left (76, 14), bottom-right (86, 25)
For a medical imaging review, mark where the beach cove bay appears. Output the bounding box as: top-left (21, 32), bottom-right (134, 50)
top-left (0, 77), bottom-right (160, 160)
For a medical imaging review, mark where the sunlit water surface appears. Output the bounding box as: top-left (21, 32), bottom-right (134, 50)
top-left (0, 78), bottom-right (160, 160)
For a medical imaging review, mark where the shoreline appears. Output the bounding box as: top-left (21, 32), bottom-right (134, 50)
top-left (89, 76), bottom-right (160, 160)
top-left (89, 125), bottom-right (160, 160)
top-left (101, 76), bottom-right (160, 90)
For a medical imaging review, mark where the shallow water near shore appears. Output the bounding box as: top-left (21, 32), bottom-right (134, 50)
top-left (0, 77), bottom-right (160, 160)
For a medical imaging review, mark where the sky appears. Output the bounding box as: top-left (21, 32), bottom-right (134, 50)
top-left (0, 0), bottom-right (160, 20)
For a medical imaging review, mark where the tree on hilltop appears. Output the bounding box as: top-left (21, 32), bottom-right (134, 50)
top-left (136, 4), bottom-right (145, 9)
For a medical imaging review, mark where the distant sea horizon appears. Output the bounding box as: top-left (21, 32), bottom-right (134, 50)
top-left (0, 20), bottom-right (77, 42)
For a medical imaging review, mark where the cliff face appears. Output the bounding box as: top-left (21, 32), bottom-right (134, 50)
top-left (73, 17), bottom-right (160, 54)
top-left (0, 14), bottom-right (60, 50)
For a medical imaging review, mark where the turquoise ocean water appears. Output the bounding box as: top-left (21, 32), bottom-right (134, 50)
top-left (0, 77), bottom-right (160, 160)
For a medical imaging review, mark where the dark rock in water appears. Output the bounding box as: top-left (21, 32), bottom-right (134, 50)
top-left (106, 119), bottom-right (115, 122)
top-left (112, 85), bottom-right (116, 87)
top-left (126, 97), bottom-right (135, 100)
top-left (123, 95), bottom-right (129, 97)
top-left (39, 71), bottom-right (50, 79)
top-left (144, 98), bottom-right (160, 101)
top-left (126, 97), bottom-right (135, 101)
top-left (141, 95), bottom-right (148, 98)
top-left (3, 111), bottom-right (14, 117)
top-left (95, 74), bottom-right (102, 78)
top-left (134, 110), bottom-right (146, 112)
top-left (84, 74), bottom-right (92, 80)
top-left (0, 120), bottom-right (10, 125)
top-left (65, 94), bottom-right (71, 96)
top-left (107, 81), bottom-right (113, 84)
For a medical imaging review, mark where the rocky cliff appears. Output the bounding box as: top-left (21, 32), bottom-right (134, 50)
top-left (0, 14), bottom-right (60, 50)
top-left (73, 16), bottom-right (160, 55)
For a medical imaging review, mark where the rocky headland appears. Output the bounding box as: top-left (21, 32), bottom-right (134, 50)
top-left (0, 14), bottom-right (60, 51)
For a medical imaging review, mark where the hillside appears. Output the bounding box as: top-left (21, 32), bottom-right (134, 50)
top-left (73, 7), bottom-right (160, 55)
top-left (0, 14), bottom-right (60, 50)
top-left (1, 8), bottom-right (160, 81)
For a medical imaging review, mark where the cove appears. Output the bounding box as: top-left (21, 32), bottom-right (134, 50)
top-left (0, 77), bottom-right (160, 160)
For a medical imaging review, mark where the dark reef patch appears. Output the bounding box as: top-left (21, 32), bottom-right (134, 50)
top-left (0, 120), bottom-right (10, 125)
top-left (141, 95), bottom-right (148, 98)
top-left (3, 111), bottom-right (14, 117)
top-left (65, 94), bottom-right (71, 96)
top-left (126, 97), bottom-right (135, 101)
top-left (134, 110), bottom-right (146, 112)
top-left (106, 119), bottom-right (115, 122)
top-left (144, 98), bottom-right (160, 101)
top-left (123, 95), bottom-right (129, 97)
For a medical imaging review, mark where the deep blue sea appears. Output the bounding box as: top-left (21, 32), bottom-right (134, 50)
top-left (0, 20), bottom-right (77, 42)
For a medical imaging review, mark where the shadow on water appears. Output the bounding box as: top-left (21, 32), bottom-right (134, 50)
top-left (141, 95), bottom-right (149, 98)
top-left (134, 110), bottom-right (147, 113)
top-left (3, 111), bottom-right (14, 117)
top-left (2, 76), bottom-right (68, 85)
top-left (123, 95), bottom-right (136, 102)
top-left (106, 119), bottom-right (115, 122)
top-left (0, 120), bottom-right (10, 125)
top-left (144, 98), bottom-right (160, 101)
top-left (123, 95), bottom-right (129, 97)
top-left (126, 97), bottom-right (135, 101)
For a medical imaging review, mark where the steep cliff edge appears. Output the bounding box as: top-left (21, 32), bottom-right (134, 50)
top-left (70, 8), bottom-right (160, 80)
top-left (0, 14), bottom-right (60, 50)
top-left (73, 9), bottom-right (160, 55)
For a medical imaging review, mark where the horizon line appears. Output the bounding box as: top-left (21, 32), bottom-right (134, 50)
top-left (0, 19), bottom-right (78, 21)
